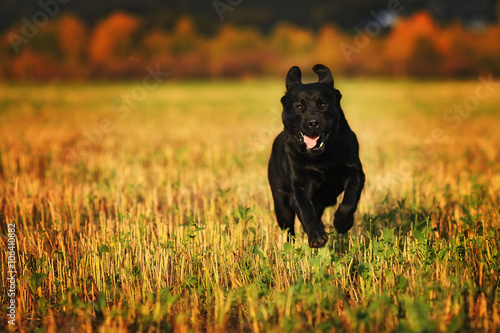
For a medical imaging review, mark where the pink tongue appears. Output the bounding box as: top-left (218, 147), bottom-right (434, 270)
top-left (304, 135), bottom-right (320, 149)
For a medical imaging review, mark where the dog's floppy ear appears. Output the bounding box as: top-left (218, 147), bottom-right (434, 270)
top-left (313, 64), bottom-right (334, 87)
top-left (334, 88), bottom-right (342, 104)
top-left (285, 66), bottom-right (302, 91)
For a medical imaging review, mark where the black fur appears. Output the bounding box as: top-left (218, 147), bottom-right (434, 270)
top-left (268, 64), bottom-right (365, 248)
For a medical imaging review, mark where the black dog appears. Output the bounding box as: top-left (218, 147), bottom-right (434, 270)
top-left (268, 64), bottom-right (365, 248)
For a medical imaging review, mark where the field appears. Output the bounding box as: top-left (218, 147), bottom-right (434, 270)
top-left (0, 78), bottom-right (499, 332)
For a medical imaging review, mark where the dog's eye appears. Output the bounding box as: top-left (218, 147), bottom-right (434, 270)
top-left (295, 104), bottom-right (304, 111)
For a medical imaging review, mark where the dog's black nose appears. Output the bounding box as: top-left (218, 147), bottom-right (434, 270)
top-left (308, 119), bottom-right (320, 130)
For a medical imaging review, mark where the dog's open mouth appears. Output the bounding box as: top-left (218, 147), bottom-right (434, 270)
top-left (297, 131), bottom-right (326, 152)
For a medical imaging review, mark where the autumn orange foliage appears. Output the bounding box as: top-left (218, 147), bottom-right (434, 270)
top-left (1, 10), bottom-right (500, 80)
top-left (89, 12), bottom-right (141, 64)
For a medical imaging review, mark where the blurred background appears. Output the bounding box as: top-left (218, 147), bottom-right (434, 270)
top-left (1, 0), bottom-right (499, 81)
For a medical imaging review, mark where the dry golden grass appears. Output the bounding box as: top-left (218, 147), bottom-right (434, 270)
top-left (0, 79), bottom-right (499, 332)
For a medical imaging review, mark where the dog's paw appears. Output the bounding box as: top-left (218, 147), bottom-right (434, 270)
top-left (308, 226), bottom-right (329, 248)
top-left (334, 204), bottom-right (354, 234)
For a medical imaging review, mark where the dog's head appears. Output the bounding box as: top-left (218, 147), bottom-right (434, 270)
top-left (281, 64), bottom-right (343, 154)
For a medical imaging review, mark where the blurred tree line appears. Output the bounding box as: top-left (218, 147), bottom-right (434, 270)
top-left (1, 10), bottom-right (499, 80)
top-left (1, 0), bottom-right (497, 35)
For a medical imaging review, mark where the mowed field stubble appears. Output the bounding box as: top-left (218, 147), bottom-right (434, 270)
top-left (0, 78), bottom-right (499, 332)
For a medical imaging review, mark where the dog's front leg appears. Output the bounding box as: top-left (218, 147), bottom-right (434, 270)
top-left (291, 184), bottom-right (328, 248)
top-left (334, 166), bottom-right (365, 234)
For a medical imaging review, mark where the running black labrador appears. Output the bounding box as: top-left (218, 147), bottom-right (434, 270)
top-left (268, 64), bottom-right (365, 248)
